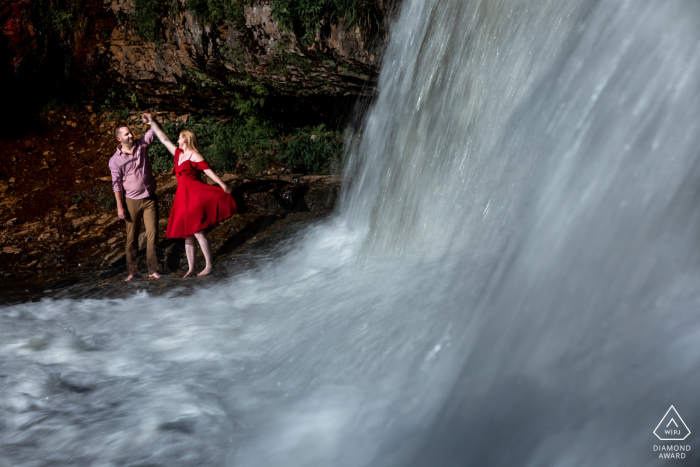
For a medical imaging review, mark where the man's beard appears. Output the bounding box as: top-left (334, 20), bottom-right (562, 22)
top-left (121, 139), bottom-right (134, 149)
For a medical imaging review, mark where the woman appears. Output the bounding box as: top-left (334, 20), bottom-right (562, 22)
top-left (144, 113), bottom-right (237, 277)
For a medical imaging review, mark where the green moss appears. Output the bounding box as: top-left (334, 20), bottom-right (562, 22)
top-left (217, 41), bottom-right (246, 70)
top-left (273, 38), bottom-right (290, 53)
top-left (269, 61), bottom-right (289, 77)
top-left (339, 64), bottom-right (364, 78)
top-left (285, 53), bottom-right (313, 73)
top-left (269, 52), bottom-right (313, 78)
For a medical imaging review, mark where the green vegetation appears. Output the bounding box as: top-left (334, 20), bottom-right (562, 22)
top-left (271, 0), bottom-right (381, 45)
top-left (186, 0), bottom-right (246, 24)
top-left (187, 68), bottom-right (227, 91)
top-left (148, 114), bottom-right (345, 175)
top-left (217, 42), bottom-right (246, 70)
top-left (180, 0), bottom-right (379, 46)
top-left (133, 0), bottom-right (160, 42)
top-left (232, 82), bottom-right (269, 115)
top-left (98, 85), bottom-right (147, 123)
top-left (71, 194), bottom-right (85, 205)
top-left (271, 52), bottom-right (313, 76)
top-left (339, 63), bottom-right (365, 78)
top-left (97, 189), bottom-right (117, 212)
top-left (278, 124), bottom-right (345, 173)
top-left (103, 107), bottom-right (132, 122)
top-left (269, 61), bottom-right (290, 77)
top-left (149, 115), bottom-right (278, 174)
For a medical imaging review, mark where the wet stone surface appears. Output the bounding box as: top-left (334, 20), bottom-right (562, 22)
top-left (0, 173), bottom-right (340, 304)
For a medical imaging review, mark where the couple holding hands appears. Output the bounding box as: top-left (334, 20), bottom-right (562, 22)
top-left (108, 113), bottom-right (236, 281)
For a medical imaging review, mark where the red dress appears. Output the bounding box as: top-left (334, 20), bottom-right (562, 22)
top-left (165, 149), bottom-right (237, 238)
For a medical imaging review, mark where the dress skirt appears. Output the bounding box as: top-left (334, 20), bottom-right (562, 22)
top-left (166, 149), bottom-right (237, 238)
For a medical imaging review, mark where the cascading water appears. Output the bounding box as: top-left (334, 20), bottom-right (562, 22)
top-left (2, 0), bottom-right (700, 465)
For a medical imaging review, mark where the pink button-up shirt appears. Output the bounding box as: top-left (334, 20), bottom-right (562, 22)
top-left (109, 129), bottom-right (157, 199)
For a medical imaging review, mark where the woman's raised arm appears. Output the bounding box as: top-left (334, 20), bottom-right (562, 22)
top-left (142, 113), bottom-right (177, 155)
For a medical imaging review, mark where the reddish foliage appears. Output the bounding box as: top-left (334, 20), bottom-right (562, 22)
top-left (0, 0), bottom-right (34, 66)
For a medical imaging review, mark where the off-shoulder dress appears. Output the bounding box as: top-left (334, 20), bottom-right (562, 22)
top-left (165, 148), bottom-right (237, 238)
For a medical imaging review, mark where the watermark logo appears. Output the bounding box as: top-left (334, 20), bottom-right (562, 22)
top-left (654, 406), bottom-right (691, 441)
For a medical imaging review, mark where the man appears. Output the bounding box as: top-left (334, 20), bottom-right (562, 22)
top-left (109, 116), bottom-right (161, 281)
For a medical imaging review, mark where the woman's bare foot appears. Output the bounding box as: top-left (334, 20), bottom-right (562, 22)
top-left (197, 266), bottom-right (212, 276)
top-left (183, 270), bottom-right (195, 278)
top-left (125, 274), bottom-right (134, 282)
top-left (149, 272), bottom-right (161, 279)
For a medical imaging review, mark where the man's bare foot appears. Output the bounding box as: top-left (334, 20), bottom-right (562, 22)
top-left (125, 274), bottom-right (134, 282)
top-left (183, 270), bottom-right (195, 278)
top-left (149, 272), bottom-right (161, 279)
top-left (197, 266), bottom-right (212, 276)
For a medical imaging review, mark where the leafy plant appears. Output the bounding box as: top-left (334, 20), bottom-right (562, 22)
top-left (99, 88), bottom-right (137, 119)
top-left (133, 0), bottom-right (160, 42)
top-left (97, 189), bottom-right (117, 211)
top-left (150, 115), bottom-right (276, 174)
top-left (51, 10), bottom-right (75, 32)
top-left (103, 107), bottom-right (131, 122)
top-left (270, 0), bottom-right (381, 46)
top-left (128, 92), bottom-right (140, 108)
top-left (184, 0), bottom-right (379, 46)
top-left (278, 124), bottom-right (345, 173)
top-left (187, 0), bottom-right (245, 25)
top-left (148, 115), bottom-right (346, 176)
top-left (231, 82), bottom-right (269, 115)
top-left (71, 194), bottom-right (85, 205)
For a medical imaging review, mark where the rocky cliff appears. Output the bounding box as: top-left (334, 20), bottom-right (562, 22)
top-left (2, 0), bottom-right (396, 123)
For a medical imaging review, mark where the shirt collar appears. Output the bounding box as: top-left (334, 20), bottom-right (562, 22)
top-left (117, 141), bottom-right (138, 156)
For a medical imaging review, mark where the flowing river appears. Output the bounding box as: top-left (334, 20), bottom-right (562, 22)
top-left (3, 0), bottom-right (700, 465)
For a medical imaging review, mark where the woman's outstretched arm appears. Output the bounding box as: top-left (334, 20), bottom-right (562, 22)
top-left (142, 113), bottom-right (177, 155)
top-left (190, 152), bottom-right (233, 194)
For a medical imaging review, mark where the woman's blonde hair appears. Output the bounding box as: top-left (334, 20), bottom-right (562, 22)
top-left (180, 129), bottom-right (199, 152)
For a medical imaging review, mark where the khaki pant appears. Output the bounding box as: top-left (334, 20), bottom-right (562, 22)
top-left (124, 195), bottom-right (159, 274)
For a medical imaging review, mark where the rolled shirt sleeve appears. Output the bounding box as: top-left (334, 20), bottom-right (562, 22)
top-left (109, 156), bottom-right (124, 193)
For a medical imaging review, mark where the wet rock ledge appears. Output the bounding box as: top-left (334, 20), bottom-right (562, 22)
top-left (0, 171), bottom-right (341, 288)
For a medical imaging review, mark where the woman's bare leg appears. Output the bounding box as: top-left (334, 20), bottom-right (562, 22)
top-left (193, 230), bottom-right (213, 276)
top-left (183, 236), bottom-right (196, 278)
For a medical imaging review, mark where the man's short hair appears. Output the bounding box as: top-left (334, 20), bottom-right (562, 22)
top-left (114, 123), bottom-right (129, 140)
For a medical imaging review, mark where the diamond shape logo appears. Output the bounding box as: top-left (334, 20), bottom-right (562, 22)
top-left (654, 406), bottom-right (691, 441)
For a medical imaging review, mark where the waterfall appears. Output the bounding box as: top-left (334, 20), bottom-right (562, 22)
top-left (3, 0), bottom-right (700, 465)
